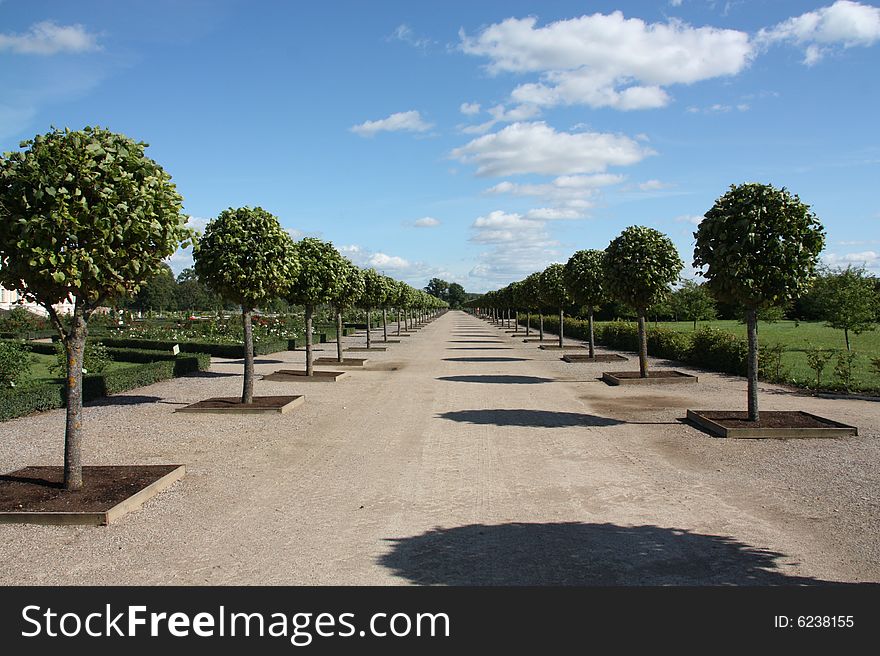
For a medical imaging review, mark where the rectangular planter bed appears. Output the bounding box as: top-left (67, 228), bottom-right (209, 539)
top-left (176, 395), bottom-right (304, 414)
top-left (686, 410), bottom-right (858, 439)
top-left (0, 464), bottom-right (185, 526)
top-left (346, 346), bottom-right (387, 352)
top-left (539, 345), bottom-right (587, 350)
top-left (562, 353), bottom-right (628, 363)
top-left (602, 371), bottom-right (697, 386)
top-left (313, 357), bottom-right (366, 366)
top-left (262, 370), bottom-right (347, 382)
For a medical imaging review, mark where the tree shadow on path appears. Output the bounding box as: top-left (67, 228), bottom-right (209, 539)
top-left (438, 375), bottom-right (555, 385)
top-left (443, 357), bottom-right (530, 363)
top-left (378, 522), bottom-right (834, 585)
top-left (438, 409), bottom-right (622, 427)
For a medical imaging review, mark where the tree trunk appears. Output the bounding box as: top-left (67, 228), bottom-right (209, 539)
top-left (559, 308), bottom-right (564, 348)
top-left (382, 308), bottom-right (388, 342)
top-left (336, 310), bottom-right (344, 363)
top-left (366, 309), bottom-right (372, 348)
top-left (397, 308), bottom-right (401, 336)
top-left (539, 314), bottom-right (544, 341)
top-left (693, 318), bottom-right (697, 331)
top-left (62, 307), bottom-right (88, 491)
top-left (588, 309), bottom-right (595, 359)
top-left (526, 311), bottom-right (530, 336)
top-left (746, 308), bottom-right (759, 421)
top-left (305, 304), bottom-right (314, 376)
top-left (242, 308), bottom-right (254, 404)
top-left (514, 311), bottom-right (519, 333)
top-left (845, 328), bottom-right (850, 351)
top-left (637, 313), bottom-right (648, 378)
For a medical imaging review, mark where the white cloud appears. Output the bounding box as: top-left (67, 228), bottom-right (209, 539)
top-left (458, 102), bottom-right (542, 134)
top-left (524, 207), bottom-right (584, 220)
top-left (460, 12), bottom-right (753, 110)
top-left (369, 252), bottom-right (410, 269)
top-left (460, 102), bottom-right (481, 115)
top-left (0, 21), bottom-right (100, 55)
top-left (638, 179), bottom-right (672, 191)
top-left (485, 173), bottom-right (624, 219)
top-left (451, 121), bottom-right (653, 177)
top-left (822, 250), bottom-right (879, 269)
top-left (413, 216), bottom-right (441, 228)
top-left (758, 1), bottom-right (880, 64)
top-left (674, 214), bottom-right (704, 225)
top-left (686, 102), bottom-right (750, 114)
top-left (389, 24), bottom-right (433, 49)
top-left (350, 110), bottom-right (433, 137)
top-left (670, 0), bottom-right (684, 6)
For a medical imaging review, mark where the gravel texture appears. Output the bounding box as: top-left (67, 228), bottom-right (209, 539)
top-left (0, 312), bottom-right (877, 585)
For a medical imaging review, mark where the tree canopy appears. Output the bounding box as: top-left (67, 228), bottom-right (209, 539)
top-left (604, 226), bottom-right (682, 312)
top-left (563, 249), bottom-right (606, 310)
top-left (286, 237), bottom-right (346, 308)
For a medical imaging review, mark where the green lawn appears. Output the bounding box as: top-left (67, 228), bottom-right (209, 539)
top-left (644, 320), bottom-right (880, 390)
top-left (27, 353), bottom-right (142, 384)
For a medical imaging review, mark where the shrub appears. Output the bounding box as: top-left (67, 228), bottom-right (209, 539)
top-left (49, 341), bottom-right (112, 376)
top-left (95, 337), bottom-right (288, 358)
top-left (688, 327), bottom-right (748, 375)
top-left (805, 345), bottom-right (835, 387)
top-left (0, 340), bottom-right (31, 387)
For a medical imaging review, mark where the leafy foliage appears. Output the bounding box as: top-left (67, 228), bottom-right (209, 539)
top-left (563, 249), bottom-right (606, 310)
top-left (193, 206), bottom-right (298, 311)
top-left (670, 280), bottom-right (716, 326)
top-left (0, 340), bottom-right (31, 387)
top-left (359, 268), bottom-right (393, 309)
top-left (286, 238), bottom-right (347, 307)
top-left (604, 226), bottom-right (682, 312)
top-left (539, 263), bottom-right (570, 309)
top-left (0, 126), bottom-right (190, 311)
top-left (812, 266), bottom-right (878, 348)
top-left (332, 259), bottom-right (366, 310)
top-left (693, 183), bottom-right (825, 310)
top-left (49, 341), bottom-right (111, 376)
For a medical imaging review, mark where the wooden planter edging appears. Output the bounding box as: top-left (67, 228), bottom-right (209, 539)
top-left (313, 357), bottom-right (367, 366)
top-left (0, 465), bottom-right (186, 526)
top-left (602, 371), bottom-right (698, 386)
top-left (562, 354), bottom-right (628, 363)
top-left (686, 410), bottom-right (858, 439)
top-left (262, 370), bottom-right (348, 382)
top-left (176, 395), bottom-right (304, 414)
top-left (539, 345), bottom-right (587, 350)
top-left (346, 346), bottom-right (387, 352)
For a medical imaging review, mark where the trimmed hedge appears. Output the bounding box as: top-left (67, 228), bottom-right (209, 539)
top-left (523, 315), bottom-right (750, 377)
top-left (0, 329), bottom-right (56, 340)
top-left (0, 353), bottom-right (210, 422)
top-left (95, 337), bottom-right (288, 358)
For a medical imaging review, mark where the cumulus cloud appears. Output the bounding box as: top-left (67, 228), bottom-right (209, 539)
top-left (458, 102), bottom-right (542, 135)
top-left (460, 102), bottom-right (481, 115)
top-left (822, 250), bottom-right (879, 269)
top-left (674, 214), bottom-right (704, 225)
top-left (485, 173), bottom-right (624, 219)
top-left (451, 121), bottom-right (653, 177)
top-left (350, 110), bottom-right (433, 137)
top-left (460, 12), bottom-right (753, 110)
top-left (638, 179), bottom-right (673, 191)
top-left (0, 21), bottom-right (100, 55)
top-left (413, 216), bottom-right (441, 228)
top-left (758, 1), bottom-right (880, 64)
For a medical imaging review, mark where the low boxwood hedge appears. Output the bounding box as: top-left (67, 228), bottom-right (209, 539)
top-left (0, 352), bottom-right (210, 422)
top-left (95, 337), bottom-right (288, 358)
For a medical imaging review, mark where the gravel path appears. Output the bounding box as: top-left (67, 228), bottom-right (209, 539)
top-left (0, 311), bottom-right (877, 585)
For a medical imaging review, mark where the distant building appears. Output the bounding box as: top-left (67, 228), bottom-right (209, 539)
top-left (0, 282), bottom-right (74, 316)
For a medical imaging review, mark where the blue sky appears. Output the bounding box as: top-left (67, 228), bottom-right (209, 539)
top-left (2, 0), bottom-right (879, 293)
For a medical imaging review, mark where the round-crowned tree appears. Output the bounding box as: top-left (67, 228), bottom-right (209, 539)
top-left (390, 280), bottom-right (408, 336)
top-left (330, 259), bottom-right (365, 362)
top-left (379, 275), bottom-right (398, 342)
top-left (540, 263), bottom-right (571, 347)
top-left (0, 126), bottom-right (191, 490)
top-left (508, 280), bottom-right (524, 333)
top-left (605, 226), bottom-right (683, 378)
top-left (194, 207), bottom-right (298, 403)
top-left (694, 183), bottom-right (825, 420)
top-left (358, 269), bottom-right (392, 348)
top-left (522, 271), bottom-right (544, 338)
top-left (286, 238), bottom-right (346, 375)
top-left (563, 249), bottom-right (606, 358)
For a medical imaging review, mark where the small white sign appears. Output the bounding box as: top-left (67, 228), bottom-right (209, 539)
top-left (171, 344), bottom-right (180, 356)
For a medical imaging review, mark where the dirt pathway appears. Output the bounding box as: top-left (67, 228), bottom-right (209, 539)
top-left (1, 311), bottom-right (878, 584)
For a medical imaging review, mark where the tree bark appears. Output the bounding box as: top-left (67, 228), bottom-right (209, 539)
top-left (366, 309), bottom-right (372, 348)
top-left (382, 309), bottom-right (388, 342)
top-left (305, 304), bottom-right (314, 376)
top-left (539, 314), bottom-right (544, 341)
top-left (845, 328), bottom-right (850, 351)
top-left (746, 308), bottom-right (759, 421)
top-left (637, 312), bottom-right (648, 378)
top-left (526, 311), bottom-right (530, 336)
top-left (62, 306), bottom-right (88, 491)
top-left (588, 309), bottom-right (595, 358)
top-left (336, 310), bottom-right (344, 363)
top-left (396, 308), bottom-right (401, 336)
top-left (242, 307), bottom-right (254, 404)
top-left (558, 307), bottom-right (564, 348)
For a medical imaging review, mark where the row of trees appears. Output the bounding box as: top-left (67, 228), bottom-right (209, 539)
top-left (0, 126), bottom-right (446, 490)
top-left (469, 183), bottom-right (828, 424)
top-left (424, 278), bottom-right (468, 309)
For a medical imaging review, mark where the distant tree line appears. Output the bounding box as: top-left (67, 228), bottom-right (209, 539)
top-left (424, 278), bottom-right (468, 309)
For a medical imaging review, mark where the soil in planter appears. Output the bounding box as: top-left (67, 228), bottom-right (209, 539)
top-left (181, 395), bottom-right (298, 410)
top-left (0, 465), bottom-right (179, 513)
top-left (609, 371), bottom-right (692, 379)
top-left (693, 410), bottom-right (847, 430)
